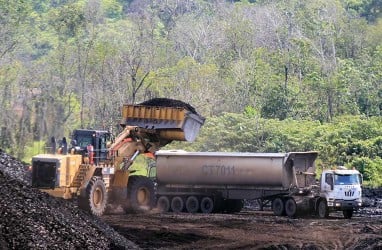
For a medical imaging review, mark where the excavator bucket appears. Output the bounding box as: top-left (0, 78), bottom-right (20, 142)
top-left (120, 99), bottom-right (205, 142)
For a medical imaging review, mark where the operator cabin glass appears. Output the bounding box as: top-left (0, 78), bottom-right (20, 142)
top-left (334, 174), bottom-right (361, 185)
top-left (77, 136), bottom-right (93, 148)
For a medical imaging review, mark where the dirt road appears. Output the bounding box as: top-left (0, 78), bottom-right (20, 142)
top-left (102, 209), bottom-right (382, 249)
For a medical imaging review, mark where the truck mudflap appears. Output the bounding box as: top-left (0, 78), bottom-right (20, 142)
top-left (328, 199), bottom-right (362, 210)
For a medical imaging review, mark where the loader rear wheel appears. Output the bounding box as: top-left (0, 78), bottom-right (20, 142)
top-left (157, 196), bottom-right (170, 212)
top-left (126, 176), bottom-right (155, 212)
top-left (171, 196), bottom-right (184, 213)
top-left (185, 196), bottom-right (199, 213)
top-left (285, 198), bottom-right (297, 217)
top-left (78, 176), bottom-right (107, 216)
top-left (272, 198), bottom-right (285, 216)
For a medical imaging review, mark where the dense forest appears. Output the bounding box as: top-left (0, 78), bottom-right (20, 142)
top-left (0, 0), bottom-right (381, 185)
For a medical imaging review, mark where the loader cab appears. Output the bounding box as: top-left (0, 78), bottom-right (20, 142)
top-left (71, 129), bottom-right (112, 165)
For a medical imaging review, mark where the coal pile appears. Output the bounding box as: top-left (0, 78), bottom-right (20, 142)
top-left (357, 187), bottom-right (382, 217)
top-left (139, 98), bottom-right (198, 114)
top-left (0, 150), bottom-right (138, 250)
top-left (0, 149), bottom-right (31, 185)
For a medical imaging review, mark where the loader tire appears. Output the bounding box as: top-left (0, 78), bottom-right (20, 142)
top-left (78, 176), bottom-right (107, 216)
top-left (125, 175), bottom-right (155, 212)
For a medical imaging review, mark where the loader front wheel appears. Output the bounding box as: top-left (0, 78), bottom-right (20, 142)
top-left (78, 176), bottom-right (107, 216)
top-left (126, 175), bottom-right (155, 212)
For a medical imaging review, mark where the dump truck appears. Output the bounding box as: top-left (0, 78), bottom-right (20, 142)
top-left (153, 150), bottom-right (362, 218)
top-left (31, 99), bottom-right (205, 216)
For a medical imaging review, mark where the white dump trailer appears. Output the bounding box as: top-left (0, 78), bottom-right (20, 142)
top-left (154, 150), bottom-right (362, 218)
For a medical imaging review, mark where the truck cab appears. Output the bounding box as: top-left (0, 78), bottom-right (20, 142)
top-left (318, 167), bottom-right (362, 218)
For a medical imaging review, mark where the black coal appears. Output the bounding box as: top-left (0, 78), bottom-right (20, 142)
top-left (139, 98), bottom-right (198, 114)
top-left (0, 149), bottom-right (138, 250)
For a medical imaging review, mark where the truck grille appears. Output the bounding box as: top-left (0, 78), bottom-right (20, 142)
top-left (344, 190), bottom-right (355, 197)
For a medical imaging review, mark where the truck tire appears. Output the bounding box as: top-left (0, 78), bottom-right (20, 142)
top-left (318, 199), bottom-right (329, 218)
top-left (171, 196), bottom-right (184, 213)
top-left (285, 198), bottom-right (297, 217)
top-left (343, 209), bottom-right (353, 219)
top-left (200, 197), bottom-right (214, 214)
top-left (185, 196), bottom-right (199, 213)
top-left (126, 175), bottom-right (155, 212)
top-left (78, 176), bottom-right (107, 216)
top-left (272, 198), bottom-right (285, 216)
top-left (157, 196), bottom-right (170, 212)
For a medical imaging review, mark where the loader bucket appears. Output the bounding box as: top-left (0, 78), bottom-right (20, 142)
top-left (120, 104), bottom-right (205, 142)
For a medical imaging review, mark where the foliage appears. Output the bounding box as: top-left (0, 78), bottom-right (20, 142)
top-left (0, 0), bottom-right (382, 185)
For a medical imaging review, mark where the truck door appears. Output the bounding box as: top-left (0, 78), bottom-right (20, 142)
top-left (324, 173), bottom-right (334, 191)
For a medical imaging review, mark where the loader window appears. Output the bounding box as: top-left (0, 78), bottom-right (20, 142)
top-left (334, 174), bottom-right (360, 185)
top-left (77, 137), bottom-right (93, 148)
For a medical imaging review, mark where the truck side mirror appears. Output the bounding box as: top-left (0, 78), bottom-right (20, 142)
top-left (359, 174), bottom-right (363, 185)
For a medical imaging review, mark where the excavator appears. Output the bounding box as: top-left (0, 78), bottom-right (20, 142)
top-left (31, 98), bottom-right (205, 216)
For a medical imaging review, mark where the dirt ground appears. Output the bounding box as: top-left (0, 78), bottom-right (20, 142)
top-left (102, 208), bottom-right (382, 250)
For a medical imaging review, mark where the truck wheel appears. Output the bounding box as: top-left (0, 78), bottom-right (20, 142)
top-left (171, 196), bottom-right (184, 213)
top-left (285, 198), bottom-right (297, 217)
top-left (343, 209), bottom-right (353, 219)
top-left (78, 176), bottom-right (107, 216)
top-left (318, 200), bottom-right (329, 218)
top-left (157, 196), bottom-right (170, 212)
top-left (272, 198), bottom-right (285, 216)
top-left (126, 175), bottom-right (155, 212)
top-left (200, 197), bottom-right (214, 214)
top-left (185, 196), bottom-right (199, 213)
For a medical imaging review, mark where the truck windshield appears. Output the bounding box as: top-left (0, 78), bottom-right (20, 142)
top-left (334, 174), bottom-right (360, 185)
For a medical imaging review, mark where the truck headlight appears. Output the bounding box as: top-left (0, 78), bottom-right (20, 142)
top-left (335, 203), bottom-right (341, 207)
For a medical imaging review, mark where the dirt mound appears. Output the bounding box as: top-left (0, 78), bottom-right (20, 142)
top-left (139, 98), bottom-right (198, 114)
top-left (0, 150), bottom-right (138, 249)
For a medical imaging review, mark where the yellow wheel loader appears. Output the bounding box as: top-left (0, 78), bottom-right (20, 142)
top-left (31, 98), bottom-right (205, 216)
